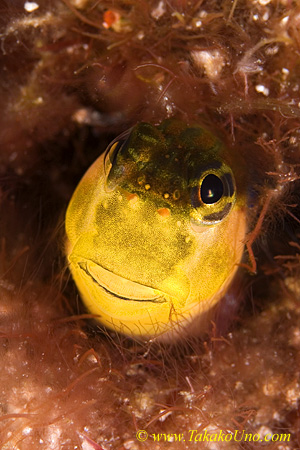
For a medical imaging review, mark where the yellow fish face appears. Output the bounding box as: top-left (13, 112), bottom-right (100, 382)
top-left (65, 119), bottom-right (247, 338)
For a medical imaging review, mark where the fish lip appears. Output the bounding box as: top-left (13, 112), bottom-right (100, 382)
top-left (78, 260), bottom-right (167, 303)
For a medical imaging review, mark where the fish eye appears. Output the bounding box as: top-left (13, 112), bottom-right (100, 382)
top-left (108, 140), bottom-right (125, 167)
top-left (190, 166), bottom-right (236, 225)
top-left (104, 139), bottom-right (125, 171)
top-left (104, 129), bottom-right (132, 177)
top-left (200, 174), bottom-right (224, 204)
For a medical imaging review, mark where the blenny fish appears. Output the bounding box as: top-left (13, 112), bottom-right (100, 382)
top-left (65, 119), bottom-right (247, 338)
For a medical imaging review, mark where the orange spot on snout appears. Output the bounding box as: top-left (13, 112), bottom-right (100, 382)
top-left (124, 192), bottom-right (139, 205)
top-left (125, 193), bottom-right (138, 201)
top-left (157, 208), bottom-right (170, 217)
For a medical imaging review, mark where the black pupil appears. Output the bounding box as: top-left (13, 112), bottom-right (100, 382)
top-left (200, 174), bottom-right (224, 204)
top-left (110, 139), bottom-right (125, 166)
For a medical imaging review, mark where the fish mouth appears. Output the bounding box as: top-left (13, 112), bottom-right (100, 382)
top-left (78, 260), bottom-right (166, 303)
